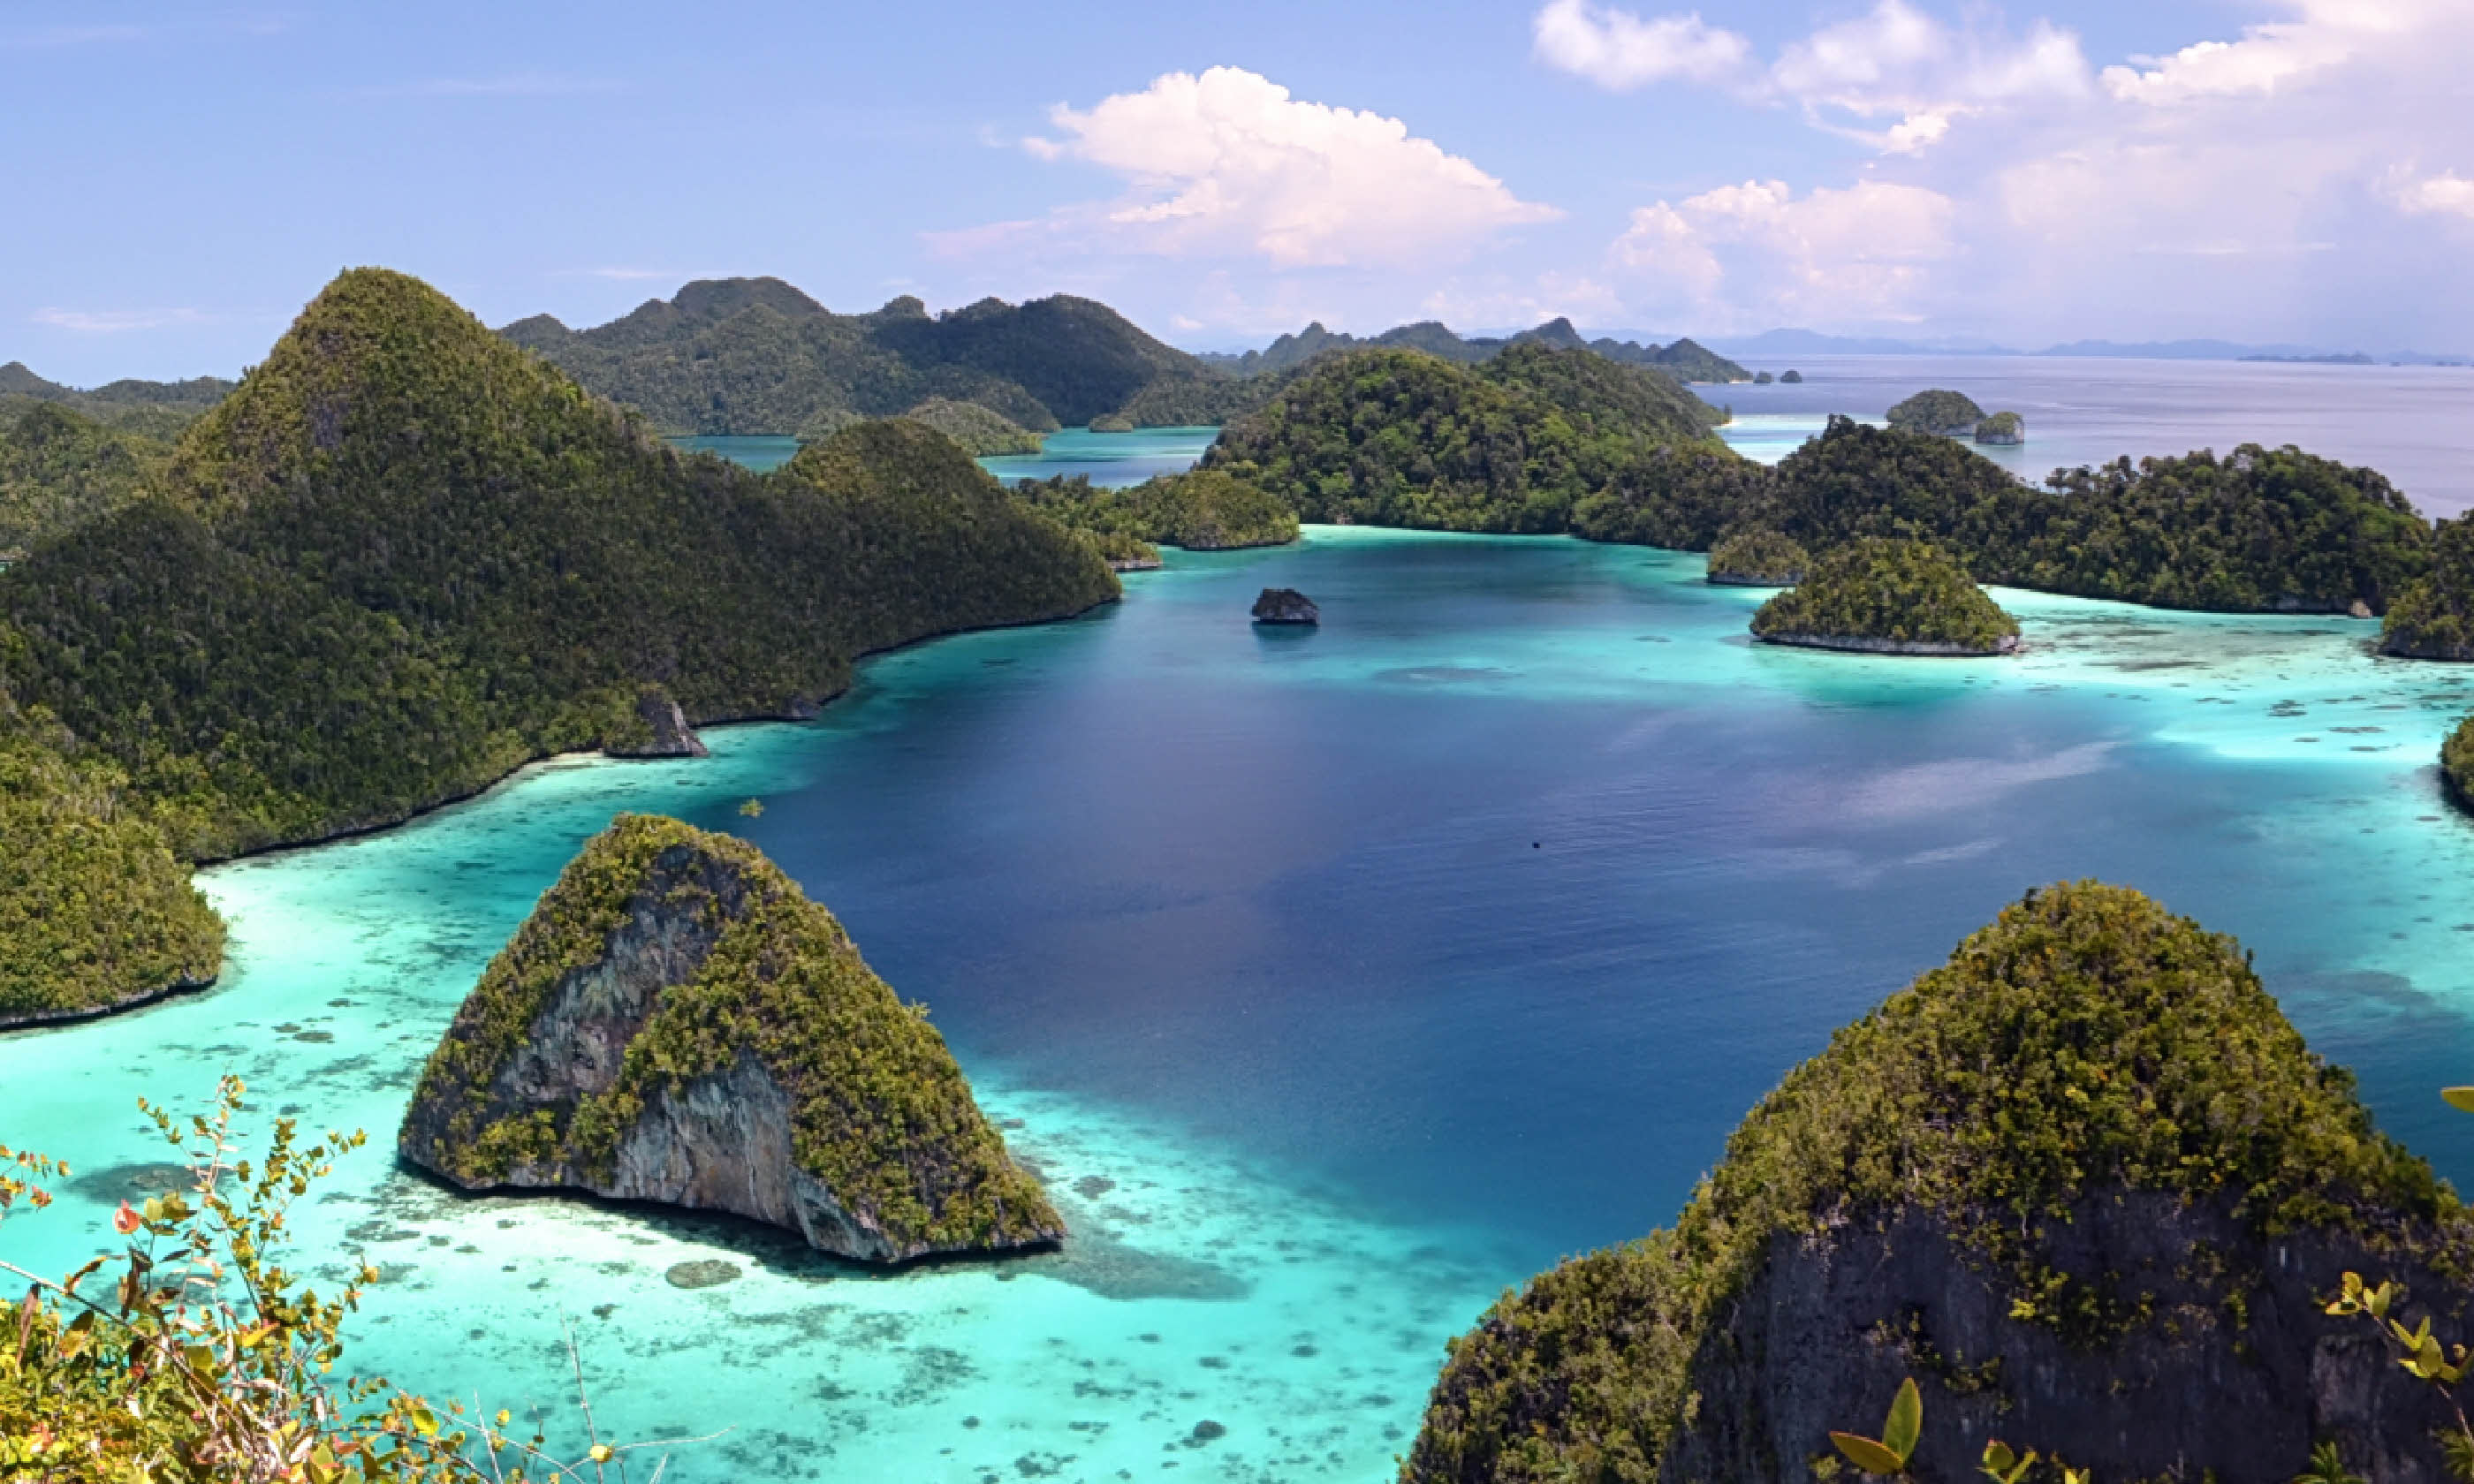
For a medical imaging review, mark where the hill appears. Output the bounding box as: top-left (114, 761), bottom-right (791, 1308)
top-left (0, 268), bottom-right (1117, 1024)
top-left (503, 276), bottom-right (1260, 435)
top-left (0, 401), bottom-right (168, 555)
top-left (1203, 344), bottom-right (1728, 533)
top-left (1012, 468), bottom-right (1299, 550)
top-left (1407, 882), bottom-right (2471, 1484)
top-left (0, 360), bottom-right (234, 439)
top-left (401, 814), bottom-right (1063, 1261)
top-left (1750, 537), bottom-right (2020, 654)
top-left (1206, 316), bottom-right (1751, 382)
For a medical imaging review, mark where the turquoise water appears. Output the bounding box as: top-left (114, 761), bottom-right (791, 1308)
top-left (670, 433), bottom-right (802, 472)
top-left (7, 531), bottom-right (2474, 1481)
top-left (666, 427), bottom-right (1221, 486)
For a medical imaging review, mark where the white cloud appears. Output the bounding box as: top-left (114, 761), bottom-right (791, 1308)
top-left (971, 67), bottom-right (1558, 269)
top-left (2388, 170), bottom-right (2474, 221)
top-left (33, 307), bottom-right (211, 333)
top-left (2097, 0), bottom-right (2431, 105)
top-left (1530, 0), bottom-right (1751, 90)
top-left (1610, 179), bottom-right (1955, 327)
top-left (1529, 0), bottom-right (2086, 155)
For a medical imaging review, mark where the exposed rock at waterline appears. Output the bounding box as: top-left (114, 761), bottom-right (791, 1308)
top-left (1252, 587), bottom-right (1319, 625)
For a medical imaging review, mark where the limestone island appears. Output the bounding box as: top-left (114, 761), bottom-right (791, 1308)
top-left (1086, 412), bottom-right (1135, 433)
top-left (2379, 518), bottom-right (2474, 660)
top-left (398, 814), bottom-right (1064, 1263)
top-left (1974, 409), bottom-right (2025, 444)
top-left (1013, 468), bottom-right (1300, 554)
top-left (2445, 716), bottom-right (2474, 811)
top-left (1405, 882), bottom-right (2474, 1484)
top-left (1751, 537), bottom-right (2021, 655)
top-left (1886, 388), bottom-right (1987, 435)
top-left (1779, 368), bottom-right (1802, 382)
top-left (1253, 587), bottom-right (1319, 625)
top-left (1705, 528), bottom-right (1809, 587)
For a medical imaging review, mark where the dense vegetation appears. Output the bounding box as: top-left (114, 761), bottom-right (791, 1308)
top-left (0, 360), bottom-right (233, 439)
top-left (1704, 527), bottom-right (1807, 584)
top-left (1203, 344), bottom-right (1726, 532)
top-left (1208, 316), bottom-right (1751, 383)
top-left (503, 276), bottom-right (1254, 435)
top-left (894, 397), bottom-right (1044, 455)
top-left (1013, 468), bottom-right (1299, 550)
top-left (0, 268), bottom-right (1116, 1020)
top-left (0, 401), bottom-right (167, 555)
top-left (1976, 409), bottom-right (2024, 443)
top-left (1406, 882), bottom-right (2465, 1483)
top-left (1886, 389), bottom-right (1987, 433)
top-left (2381, 517), bottom-right (2474, 659)
top-left (2446, 715), bottom-right (2474, 809)
top-left (402, 814), bottom-right (1060, 1254)
top-left (1751, 537), bottom-right (2020, 652)
top-left (1569, 418), bottom-right (2432, 613)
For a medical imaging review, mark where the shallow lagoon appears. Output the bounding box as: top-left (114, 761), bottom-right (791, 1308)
top-left (7, 529), bottom-right (2474, 1481)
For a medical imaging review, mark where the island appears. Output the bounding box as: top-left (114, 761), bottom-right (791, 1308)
top-left (398, 814), bottom-right (1065, 1263)
top-left (1405, 882), bottom-right (2474, 1484)
top-left (1974, 410), bottom-right (2025, 444)
top-left (1752, 370), bottom-right (1774, 385)
top-left (896, 397), bottom-right (1046, 456)
top-left (1886, 388), bottom-right (1988, 435)
top-left (2379, 518), bottom-right (2474, 660)
top-left (1252, 587), bottom-right (1319, 625)
top-left (1704, 528), bottom-right (1808, 586)
top-left (1779, 368), bottom-right (1802, 382)
top-left (1013, 467), bottom-right (1300, 551)
top-left (1750, 538), bottom-right (2020, 654)
top-left (2448, 717), bottom-right (2474, 810)
top-left (1086, 412), bottom-right (1135, 433)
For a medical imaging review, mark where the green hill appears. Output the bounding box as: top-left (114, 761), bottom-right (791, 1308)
top-left (1750, 537), bottom-right (2020, 653)
top-left (503, 277), bottom-right (1256, 435)
top-left (0, 360), bottom-right (234, 439)
top-left (1012, 468), bottom-right (1298, 550)
top-left (1202, 344), bottom-right (1727, 533)
top-left (1886, 388), bottom-right (1987, 434)
top-left (1207, 318), bottom-right (1750, 383)
top-left (895, 398), bottom-right (1046, 456)
top-left (0, 268), bottom-right (1116, 1023)
top-left (2380, 516), bottom-right (2474, 659)
top-left (1407, 882), bottom-right (2470, 1484)
top-left (0, 402), bottom-right (168, 555)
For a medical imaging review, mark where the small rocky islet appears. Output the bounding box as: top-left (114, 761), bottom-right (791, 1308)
top-left (1252, 587), bottom-right (1319, 625)
top-left (398, 814), bottom-right (1063, 1263)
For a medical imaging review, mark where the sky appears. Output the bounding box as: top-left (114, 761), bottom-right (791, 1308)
top-left (7, 0), bottom-right (2472, 382)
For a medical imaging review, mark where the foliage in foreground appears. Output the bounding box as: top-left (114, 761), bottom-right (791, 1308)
top-left (1, 1078), bottom-right (703, 1480)
top-left (0, 401), bottom-right (167, 556)
top-left (1404, 882), bottom-right (2466, 1484)
top-left (1751, 537), bottom-right (2020, 651)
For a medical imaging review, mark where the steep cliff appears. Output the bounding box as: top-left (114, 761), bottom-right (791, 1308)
top-left (399, 814), bottom-right (1062, 1262)
top-left (1406, 882), bottom-right (2474, 1484)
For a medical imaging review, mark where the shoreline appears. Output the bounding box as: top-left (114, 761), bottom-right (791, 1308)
top-left (1755, 630), bottom-right (2022, 657)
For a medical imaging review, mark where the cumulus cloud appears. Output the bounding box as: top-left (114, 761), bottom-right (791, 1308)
top-left (2098, 0), bottom-right (2430, 106)
top-left (1532, 0), bottom-right (2087, 154)
top-left (2387, 170), bottom-right (2474, 221)
top-left (1530, 1), bottom-right (1751, 90)
top-left (1610, 179), bottom-right (1956, 326)
top-left (983, 66), bottom-right (1558, 269)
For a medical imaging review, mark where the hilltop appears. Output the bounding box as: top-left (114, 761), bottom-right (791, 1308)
top-left (0, 360), bottom-right (234, 439)
top-left (503, 276), bottom-right (1259, 435)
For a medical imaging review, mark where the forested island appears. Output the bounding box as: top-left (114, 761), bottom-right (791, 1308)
top-left (1203, 316), bottom-right (1752, 382)
top-left (501, 277), bottom-right (1264, 437)
top-left (1886, 388), bottom-right (1988, 435)
top-left (1407, 882), bottom-right (2474, 1483)
top-left (1751, 538), bottom-right (2021, 654)
top-left (0, 269), bottom-right (1119, 1026)
top-left (1013, 467), bottom-right (1299, 551)
top-left (1704, 527), bottom-right (1808, 585)
top-left (402, 814), bottom-right (1063, 1262)
top-left (0, 360), bottom-right (233, 439)
top-left (2380, 517), bottom-right (2474, 659)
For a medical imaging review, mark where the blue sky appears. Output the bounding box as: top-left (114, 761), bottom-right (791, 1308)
top-left (7, 1), bottom-right (2470, 381)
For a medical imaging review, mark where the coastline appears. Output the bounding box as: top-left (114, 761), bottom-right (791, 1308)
top-left (1755, 630), bottom-right (2022, 657)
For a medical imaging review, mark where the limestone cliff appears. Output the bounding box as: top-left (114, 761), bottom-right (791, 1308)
top-left (1406, 882), bottom-right (2474, 1484)
top-left (602, 683), bottom-right (709, 759)
top-left (398, 814), bottom-right (1062, 1262)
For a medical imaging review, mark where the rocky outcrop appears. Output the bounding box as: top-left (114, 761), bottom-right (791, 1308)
top-left (1405, 882), bottom-right (2474, 1484)
top-left (399, 814), bottom-right (1063, 1263)
top-left (1252, 587), bottom-right (1319, 625)
top-left (1974, 411), bottom-right (2024, 444)
top-left (1756, 631), bottom-right (2020, 655)
top-left (603, 683), bottom-right (708, 758)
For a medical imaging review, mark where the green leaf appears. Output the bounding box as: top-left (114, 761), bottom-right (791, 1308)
top-left (1832, 1434), bottom-right (1908, 1476)
top-left (1882, 1378), bottom-right (1923, 1464)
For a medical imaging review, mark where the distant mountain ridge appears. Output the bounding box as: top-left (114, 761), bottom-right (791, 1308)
top-left (1203, 317), bottom-right (1752, 383)
top-left (0, 360), bottom-right (236, 438)
top-left (501, 277), bottom-right (1258, 435)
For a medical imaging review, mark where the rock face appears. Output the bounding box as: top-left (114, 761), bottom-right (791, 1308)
top-left (603, 684), bottom-right (709, 758)
top-left (1974, 410), bottom-right (2025, 444)
top-left (399, 814), bottom-right (1064, 1263)
top-left (1405, 883), bottom-right (2474, 1484)
top-left (1252, 587), bottom-right (1320, 625)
